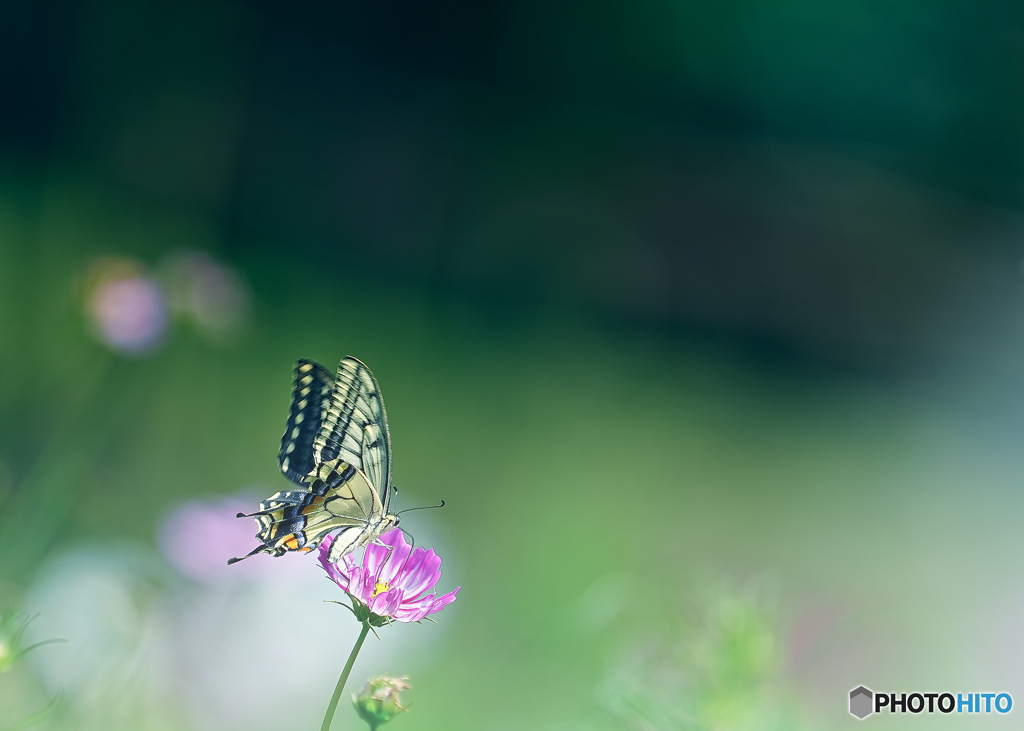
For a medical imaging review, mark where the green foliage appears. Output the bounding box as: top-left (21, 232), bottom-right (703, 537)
top-left (599, 587), bottom-right (806, 731)
top-left (2, 689), bottom-right (64, 731)
top-left (0, 611), bottom-right (64, 675)
top-left (0, 610), bottom-right (65, 731)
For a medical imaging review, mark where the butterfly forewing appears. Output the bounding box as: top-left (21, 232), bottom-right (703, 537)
top-left (314, 357), bottom-right (393, 503)
top-left (278, 359), bottom-right (335, 484)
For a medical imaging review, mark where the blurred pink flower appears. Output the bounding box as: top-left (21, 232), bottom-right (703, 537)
top-left (159, 494), bottom-right (279, 581)
top-left (87, 266), bottom-right (168, 354)
top-left (163, 251), bottom-right (250, 339)
top-left (319, 530), bottom-right (459, 623)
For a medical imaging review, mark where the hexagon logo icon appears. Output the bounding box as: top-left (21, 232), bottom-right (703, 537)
top-left (850, 686), bottom-right (873, 719)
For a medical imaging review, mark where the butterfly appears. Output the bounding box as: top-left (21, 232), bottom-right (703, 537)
top-left (228, 356), bottom-right (400, 565)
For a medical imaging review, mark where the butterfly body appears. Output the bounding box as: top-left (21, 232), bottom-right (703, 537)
top-left (229, 357), bottom-right (400, 565)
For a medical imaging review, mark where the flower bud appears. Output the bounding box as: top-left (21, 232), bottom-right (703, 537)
top-left (352, 675), bottom-right (411, 730)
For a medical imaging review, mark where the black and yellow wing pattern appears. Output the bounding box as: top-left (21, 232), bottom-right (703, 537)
top-left (314, 357), bottom-right (393, 514)
top-left (278, 359), bottom-right (334, 484)
top-left (228, 357), bottom-right (400, 565)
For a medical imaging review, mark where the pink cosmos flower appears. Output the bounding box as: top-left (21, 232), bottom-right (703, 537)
top-left (159, 494), bottom-right (283, 581)
top-left (319, 530), bottom-right (460, 623)
top-left (85, 257), bottom-right (169, 354)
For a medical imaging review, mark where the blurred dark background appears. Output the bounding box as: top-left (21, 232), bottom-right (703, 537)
top-left (5, 0), bottom-right (1024, 370)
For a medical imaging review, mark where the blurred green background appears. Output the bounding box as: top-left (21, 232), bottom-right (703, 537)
top-left (2, 0), bottom-right (1024, 729)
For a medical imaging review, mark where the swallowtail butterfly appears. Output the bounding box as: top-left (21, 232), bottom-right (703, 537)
top-left (228, 357), bottom-right (399, 565)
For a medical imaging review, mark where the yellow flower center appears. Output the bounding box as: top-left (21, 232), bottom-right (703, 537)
top-left (372, 580), bottom-right (392, 598)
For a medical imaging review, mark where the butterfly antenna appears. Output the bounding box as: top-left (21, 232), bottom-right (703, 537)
top-left (389, 503), bottom-right (443, 577)
top-left (227, 544), bottom-right (264, 565)
top-left (396, 500), bottom-right (445, 515)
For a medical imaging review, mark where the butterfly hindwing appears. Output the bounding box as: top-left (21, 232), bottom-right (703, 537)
top-left (278, 359), bottom-right (335, 484)
top-left (325, 462), bottom-right (383, 525)
top-left (314, 357), bottom-right (393, 506)
top-left (248, 460), bottom-right (376, 556)
top-left (327, 525), bottom-right (368, 563)
top-left (322, 467), bottom-right (388, 563)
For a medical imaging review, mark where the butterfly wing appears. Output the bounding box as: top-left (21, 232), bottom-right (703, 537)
top-left (278, 359), bottom-right (335, 484)
top-left (313, 356), bottom-right (393, 511)
top-left (245, 461), bottom-right (382, 558)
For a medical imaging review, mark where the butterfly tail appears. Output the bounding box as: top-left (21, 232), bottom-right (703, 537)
top-left (227, 543), bottom-right (266, 565)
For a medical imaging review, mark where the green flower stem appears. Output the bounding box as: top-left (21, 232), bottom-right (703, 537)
top-left (320, 621), bottom-right (371, 731)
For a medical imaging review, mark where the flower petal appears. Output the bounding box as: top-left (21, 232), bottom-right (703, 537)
top-left (363, 570), bottom-right (380, 605)
top-left (335, 566), bottom-right (357, 590)
top-left (364, 529), bottom-right (402, 576)
top-left (363, 542), bottom-right (389, 578)
top-left (319, 535), bottom-right (361, 583)
top-left (392, 594), bottom-right (434, 622)
top-left (392, 545), bottom-right (431, 589)
top-left (347, 567), bottom-right (373, 605)
top-left (394, 544), bottom-right (427, 577)
top-left (427, 586), bottom-right (460, 615)
top-left (369, 586), bottom-right (403, 617)
top-left (384, 588), bottom-right (405, 617)
top-left (377, 533), bottom-right (413, 586)
top-left (393, 605), bottom-right (427, 622)
top-left (320, 526), bottom-right (457, 622)
top-left (397, 549), bottom-right (442, 599)
top-left (319, 538), bottom-right (348, 588)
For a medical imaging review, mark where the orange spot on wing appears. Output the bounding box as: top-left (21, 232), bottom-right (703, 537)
top-left (283, 535), bottom-right (300, 550)
top-left (301, 495), bottom-right (326, 516)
